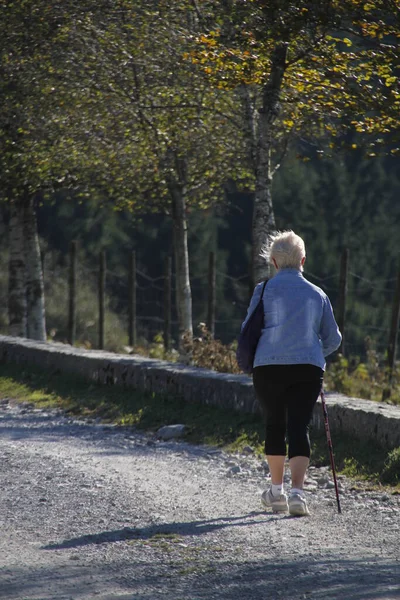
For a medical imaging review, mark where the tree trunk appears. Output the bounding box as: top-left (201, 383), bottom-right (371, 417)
top-left (8, 200), bottom-right (27, 337)
top-left (252, 43), bottom-right (288, 285)
top-left (238, 84), bottom-right (257, 168)
top-left (23, 197), bottom-right (47, 341)
top-left (170, 183), bottom-right (193, 350)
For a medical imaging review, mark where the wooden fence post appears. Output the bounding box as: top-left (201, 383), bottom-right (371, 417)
top-left (207, 251), bottom-right (216, 336)
top-left (382, 263), bottom-right (400, 401)
top-left (128, 251), bottom-right (137, 347)
top-left (163, 255), bottom-right (172, 351)
top-left (337, 248), bottom-right (349, 356)
top-left (99, 250), bottom-right (106, 350)
top-left (68, 241), bottom-right (77, 346)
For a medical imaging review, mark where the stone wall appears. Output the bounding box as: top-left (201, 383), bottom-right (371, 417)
top-left (0, 335), bottom-right (399, 449)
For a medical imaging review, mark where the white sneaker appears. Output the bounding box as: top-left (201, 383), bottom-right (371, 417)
top-left (261, 488), bottom-right (289, 513)
top-left (288, 492), bottom-right (310, 516)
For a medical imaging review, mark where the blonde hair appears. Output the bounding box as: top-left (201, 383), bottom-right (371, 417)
top-left (260, 230), bottom-right (306, 271)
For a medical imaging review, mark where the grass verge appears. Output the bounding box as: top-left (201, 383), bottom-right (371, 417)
top-left (0, 362), bottom-right (399, 490)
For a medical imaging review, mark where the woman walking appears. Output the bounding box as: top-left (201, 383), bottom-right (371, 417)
top-left (241, 231), bottom-right (341, 516)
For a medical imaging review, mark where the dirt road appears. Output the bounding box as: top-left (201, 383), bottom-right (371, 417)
top-left (1, 399), bottom-right (399, 600)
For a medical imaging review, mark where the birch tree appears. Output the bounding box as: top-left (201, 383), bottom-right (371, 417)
top-left (0, 1), bottom-right (124, 340)
top-left (53, 1), bottom-right (247, 348)
top-left (0, 2), bottom-right (55, 339)
top-left (193, 0), bottom-right (400, 283)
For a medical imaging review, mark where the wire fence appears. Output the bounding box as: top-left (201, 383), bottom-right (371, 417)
top-left (38, 245), bottom-right (400, 365)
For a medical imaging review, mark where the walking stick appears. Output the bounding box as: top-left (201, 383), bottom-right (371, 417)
top-left (320, 388), bottom-right (342, 514)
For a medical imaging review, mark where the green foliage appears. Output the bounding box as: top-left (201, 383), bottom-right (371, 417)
top-left (0, 1), bottom-right (249, 218)
top-left (310, 429), bottom-right (395, 486)
top-left (382, 448), bottom-right (400, 484)
top-left (194, 0), bottom-right (400, 149)
top-left (129, 333), bottom-right (179, 363)
top-left (55, 1), bottom-right (248, 211)
top-left (0, 1), bottom-right (88, 202)
top-left (341, 457), bottom-right (363, 480)
top-left (324, 344), bottom-right (400, 405)
top-left (324, 355), bottom-right (353, 395)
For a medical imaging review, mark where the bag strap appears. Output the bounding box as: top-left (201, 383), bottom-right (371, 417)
top-left (243, 278), bottom-right (269, 326)
top-left (259, 278), bottom-right (268, 303)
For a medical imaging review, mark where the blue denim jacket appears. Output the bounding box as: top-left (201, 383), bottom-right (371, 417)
top-left (241, 269), bottom-right (342, 370)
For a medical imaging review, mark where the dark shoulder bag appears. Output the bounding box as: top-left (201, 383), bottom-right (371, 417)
top-left (236, 279), bottom-right (268, 374)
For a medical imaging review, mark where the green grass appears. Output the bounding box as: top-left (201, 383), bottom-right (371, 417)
top-left (0, 362), bottom-right (399, 489)
top-left (311, 431), bottom-right (399, 488)
top-left (0, 362), bottom-right (265, 451)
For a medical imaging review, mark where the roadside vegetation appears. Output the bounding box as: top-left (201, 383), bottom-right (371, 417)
top-left (136, 324), bottom-right (400, 407)
top-left (0, 362), bottom-right (398, 490)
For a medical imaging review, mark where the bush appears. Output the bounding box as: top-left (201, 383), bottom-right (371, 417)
top-left (381, 447), bottom-right (400, 484)
top-left (183, 323), bottom-right (241, 374)
top-left (128, 333), bottom-right (179, 362)
top-left (324, 340), bottom-right (400, 406)
top-left (324, 354), bottom-right (353, 394)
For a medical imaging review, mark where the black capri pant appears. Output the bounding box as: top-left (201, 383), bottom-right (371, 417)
top-left (253, 364), bottom-right (323, 459)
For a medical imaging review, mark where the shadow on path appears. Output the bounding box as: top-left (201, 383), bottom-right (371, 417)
top-left (42, 512), bottom-right (276, 550)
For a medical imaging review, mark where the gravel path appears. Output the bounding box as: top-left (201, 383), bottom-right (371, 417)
top-left (1, 398), bottom-right (399, 600)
